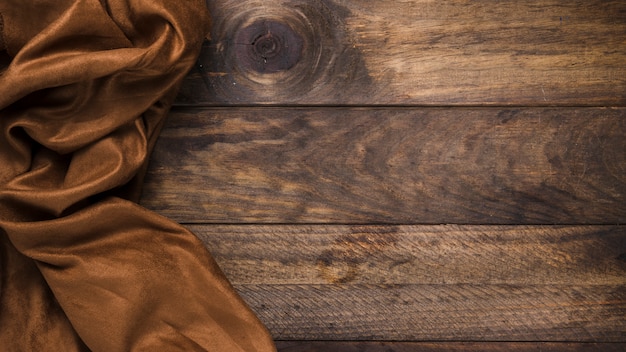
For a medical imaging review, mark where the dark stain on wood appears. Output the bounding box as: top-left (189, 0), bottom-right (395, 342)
top-left (316, 226), bottom-right (399, 284)
top-left (235, 20), bottom-right (303, 73)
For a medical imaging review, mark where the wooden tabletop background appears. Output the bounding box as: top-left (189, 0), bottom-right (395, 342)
top-left (140, 0), bottom-right (626, 350)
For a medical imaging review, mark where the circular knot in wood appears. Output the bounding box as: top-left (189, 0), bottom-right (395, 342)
top-left (203, 1), bottom-right (371, 103)
top-left (236, 21), bottom-right (303, 73)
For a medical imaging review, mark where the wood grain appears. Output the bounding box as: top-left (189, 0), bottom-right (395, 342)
top-left (188, 225), bottom-right (626, 341)
top-left (190, 225), bottom-right (626, 286)
top-left (275, 341), bottom-right (626, 352)
top-left (236, 284), bottom-right (626, 341)
top-left (176, 0), bottom-right (626, 106)
top-left (157, 2), bottom-right (626, 343)
top-left (141, 107), bottom-right (626, 224)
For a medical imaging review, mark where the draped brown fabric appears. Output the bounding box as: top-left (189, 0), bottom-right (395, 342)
top-left (0, 1), bottom-right (276, 351)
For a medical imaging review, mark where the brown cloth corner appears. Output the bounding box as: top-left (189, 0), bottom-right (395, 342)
top-left (0, 0), bottom-right (275, 351)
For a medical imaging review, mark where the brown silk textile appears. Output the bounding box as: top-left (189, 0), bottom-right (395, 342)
top-left (0, 1), bottom-right (276, 351)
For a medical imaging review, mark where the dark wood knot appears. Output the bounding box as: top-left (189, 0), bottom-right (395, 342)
top-left (235, 20), bottom-right (303, 73)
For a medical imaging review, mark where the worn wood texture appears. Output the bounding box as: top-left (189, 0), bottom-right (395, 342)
top-left (150, 0), bottom-right (626, 344)
top-left (275, 341), bottom-right (626, 352)
top-left (176, 0), bottom-right (626, 106)
top-left (190, 225), bottom-right (626, 286)
top-left (141, 107), bottom-right (626, 224)
top-left (235, 284), bottom-right (625, 341)
top-left (186, 225), bottom-right (626, 341)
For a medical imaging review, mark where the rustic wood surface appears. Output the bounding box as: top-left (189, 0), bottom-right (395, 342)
top-left (176, 0), bottom-right (626, 106)
top-left (141, 107), bottom-right (626, 224)
top-left (275, 341), bottom-right (626, 352)
top-left (187, 224), bottom-right (626, 341)
top-left (234, 284), bottom-right (625, 341)
top-left (190, 225), bottom-right (626, 286)
top-left (143, 0), bottom-right (626, 345)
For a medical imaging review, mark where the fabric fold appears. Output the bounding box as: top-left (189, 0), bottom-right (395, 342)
top-left (0, 1), bottom-right (276, 351)
top-left (0, 12), bottom-right (5, 52)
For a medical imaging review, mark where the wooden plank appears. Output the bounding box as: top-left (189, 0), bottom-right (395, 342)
top-left (191, 225), bottom-right (626, 341)
top-left (275, 341), bottom-right (626, 352)
top-left (141, 107), bottom-right (626, 224)
top-left (175, 0), bottom-right (626, 106)
top-left (236, 284), bottom-right (626, 341)
top-left (190, 225), bottom-right (626, 286)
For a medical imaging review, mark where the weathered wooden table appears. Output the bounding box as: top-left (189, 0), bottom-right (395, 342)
top-left (141, 1), bottom-right (626, 350)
